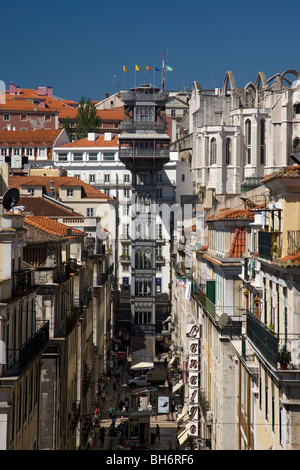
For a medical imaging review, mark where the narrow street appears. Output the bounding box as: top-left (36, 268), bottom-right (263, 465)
top-left (87, 353), bottom-right (179, 451)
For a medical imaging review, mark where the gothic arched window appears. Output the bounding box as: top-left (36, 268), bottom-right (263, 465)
top-left (210, 138), bottom-right (217, 165)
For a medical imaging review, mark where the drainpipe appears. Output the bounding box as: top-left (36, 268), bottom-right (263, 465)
top-left (238, 359), bottom-right (241, 450)
top-left (243, 289), bottom-right (249, 310)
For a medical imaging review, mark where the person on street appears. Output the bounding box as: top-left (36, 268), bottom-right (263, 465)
top-left (100, 426), bottom-right (106, 443)
top-left (119, 399), bottom-right (125, 412)
top-left (124, 396), bottom-right (129, 412)
top-left (155, 424), bottom-right (160, 441)
top-left (108, 405), bottom-right (114, 419)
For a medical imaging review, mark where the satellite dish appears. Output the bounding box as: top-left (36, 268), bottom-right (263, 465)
top-left (2, 188), bottom-right (19, 210)
top-left (219, 313), bottom-right (229, 329)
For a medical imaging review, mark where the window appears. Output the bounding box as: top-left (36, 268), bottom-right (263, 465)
top-left (26, 148), bottom-right (33, 157)
top-left (210, 138), bottom-right (217, 165)
top-left (38, 148), bottom-right (47, 157)
top-left (74, 152), bottom-right (83, 161)
top-left (70, 121), bottom-right (76, 128)
top-left (124, 174), bottom-right (130, 183)
top-left (171, 109), bottom-right (176, 117)
top-left (45, 115), bottom-right (51, 122)
top-left (87, 208), bottom-right (94, 217)
top-left (27, 189), bottom-right (35, 196)
top-left (245, 119), bottom-right (251, 164)
top-left (104, 174), bottom-right (110, 184)
top-left (1, 148), bottom-right (7, 156)
top-left (182, 174), bottom-right (185, 182)
top-left (58, 152), bottom-right (68, 161)
top-left (292, 137), bottom-right (300, 154)
top-left (157, 189), bottom-right (162, 198)
top-left (74, 174), bottom-right (80, 179)
top-left (3, 114), bottom-right (10, 121)
top-left (20, 114), bottom-right (27, 121)
top-left (13, 148), bottom-right (20, 156)
top-left (104, 188), bottom-right (110, 196)
top-left (88, 152), bottom-right (98, 161)
top-left (225, 138), bottom-right (231, 165)
top-left (260, 119), bottom-right (266, 165)
top-left (89, 174), bottom-right (95, 183)
top-left (103, 152), bottom-right (115, 161)
top-left (294, 103), bottom-right (300, 114)
top-left (67, 189), bottom-right (74, 197)
top-left (124, 189), bottom-right (130, 199)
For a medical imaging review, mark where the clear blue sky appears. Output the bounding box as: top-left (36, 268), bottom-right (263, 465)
top-left (1, 0), bottom-right (299, 102)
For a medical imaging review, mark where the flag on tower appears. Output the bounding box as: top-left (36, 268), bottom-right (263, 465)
top-left (166, 65), bottom-right (173, 71)
top-left (155, 65), bottom-right (160, 71)
top-left (135, 64), bottom-right (142, 71)
top-left (145, 65), bottom-right (151, 71)
top-left (123, 66), bottom-right (129, 72)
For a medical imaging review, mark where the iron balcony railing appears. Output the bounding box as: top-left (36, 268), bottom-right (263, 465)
top-left (119, 148), bottom-right (170, 158)
top-left (120, 121), bottom-right (166, 131)
top-left (121, 91), bottom-right (168, 102)
top-left (246, 309), bottom-right (279, 367)
top-left (258, 231), bottom-right (282, 260)
top-left (20, 321), bottom-right (49, 370)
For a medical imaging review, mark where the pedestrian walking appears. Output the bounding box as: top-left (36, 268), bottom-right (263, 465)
top-left (124, 396), bottom-right (129, 412)
top-left (100, 426), bottom-right (106, 443)
top-left (119, 399), bottom-right (125, 412)
top-left (108, 405), bottom-right (114, 419)
top-left (158, 353), bottom-right (161, 361)
top-left (155, 424), bottom-right (160, 441)
top-left (147, 402), bottom-right (153, 416)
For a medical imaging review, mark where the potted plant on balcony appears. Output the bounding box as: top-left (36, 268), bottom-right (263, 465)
top-left (275, 345), bottom-right (291, 370)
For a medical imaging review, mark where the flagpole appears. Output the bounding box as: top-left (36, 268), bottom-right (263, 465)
top-left (162, 53), bottom-right (165, 91)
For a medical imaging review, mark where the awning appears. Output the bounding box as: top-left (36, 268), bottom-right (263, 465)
top-left (177, 425), bottom-right (189, 446)
top-left (172, 379), bottom-right (184, 393)
top-left (130, 349), bottom-right (154, 370)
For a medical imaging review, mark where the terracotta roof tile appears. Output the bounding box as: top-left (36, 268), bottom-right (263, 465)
top-left (23, 215), bottom-right (85, 239)
top-left (263, 165), bottom-right (300, 183)
top-left (0, 129), bottom-right (64, 146)
top-left (60, 133), bottom-right (119, 148)
top-left (9, 175), bottom-right (115, 201)
top-left (18, 196), bottom-right (84, 218)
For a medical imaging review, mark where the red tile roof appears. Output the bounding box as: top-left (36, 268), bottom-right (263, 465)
top-left (0, 129), bottom-right (65, 146)
top-left (60, 133), bottom-right (119, 148)
top-left (229, 228), bottom-right (246, 258)
top-left (263, 165), bottom-right (300, 183)
top-left (9, 175), bottom-right (115, 201)
top-left (23, 215), bottom-right (85, 239)
top-left (18, 196), bottom-right (84, 219)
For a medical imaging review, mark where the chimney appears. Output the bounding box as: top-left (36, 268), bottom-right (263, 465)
top-left (104, 132), bottom-right (112, 141)
top-left (39, 99), bottom-right (46, 108)
top-left (47, 86), bottom-right (53, 98)
top-left (105, 92), bottom-right (109, 98)
top-left (16, 86), bottom-right (20, 95)
top-left (9, 82), bottom-right (15, 95)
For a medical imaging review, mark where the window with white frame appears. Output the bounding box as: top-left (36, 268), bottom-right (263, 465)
top-left (86, 208), bottom-right (94, 217)
top-left (88, 152), bottom-right (98, 161)
top-left (38, 148), bottom-right (47, 157)
top-left (3, 114), bottom-right (10, 121)
top-left (20, 114), bottom-right (27, 121)
top-left (66, 189), bottom-right (74, 197)
top-left (74, 152), bottom-right (83, 161)
top-left (26, 148), bottom-right (34, 157)
top-left (58, 152), bottom-right (68, 161)
top-left (103, 152), bottom-right (115, 161)
top-left (1, 148), bottom-right (7, 156)
top-left (89, 174), bottom-right (95, 183)
top-left (124, 174), bottom-right (130, 183)
top-left (13, 148), bottom-right (21, 156)
top-left (104, 174), bottom-right (110, 184)
top-left (124, 189), bottom-right (130, 199)
top-left (27, 188), bottom-right (35, 196)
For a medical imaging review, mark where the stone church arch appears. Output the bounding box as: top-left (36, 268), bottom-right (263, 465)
top-left (244, 83), bottom-right (256, 107)
top-left (281, 69), bottom-right (300, 89)
top-left (255, 72), bottom-right (267, 90)
top-left (222, 71), bottom-right (237, 96)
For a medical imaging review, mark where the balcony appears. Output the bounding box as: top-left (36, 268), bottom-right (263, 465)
top-left (20, 321), bottom-right (49, 370)
top-left (119, 148), bottom-right (170, 159)
top-left (192, 280), bottom-right (216, 318)
top-left (120, 121), bottom-right (166, 132)
top-left (120, 255), bottom-right (131, 263)
top-left (258, 231), bottom-right (282, 260)
top-left (121, 91), bottom-right (168, 102)
top-left (12, 269), bottom-right (34, 297)
top-left (246, 310), bottom-right (279, 367)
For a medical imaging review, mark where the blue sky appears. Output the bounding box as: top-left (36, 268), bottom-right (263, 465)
top-left (1, 0), bottom-right (299, 102)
